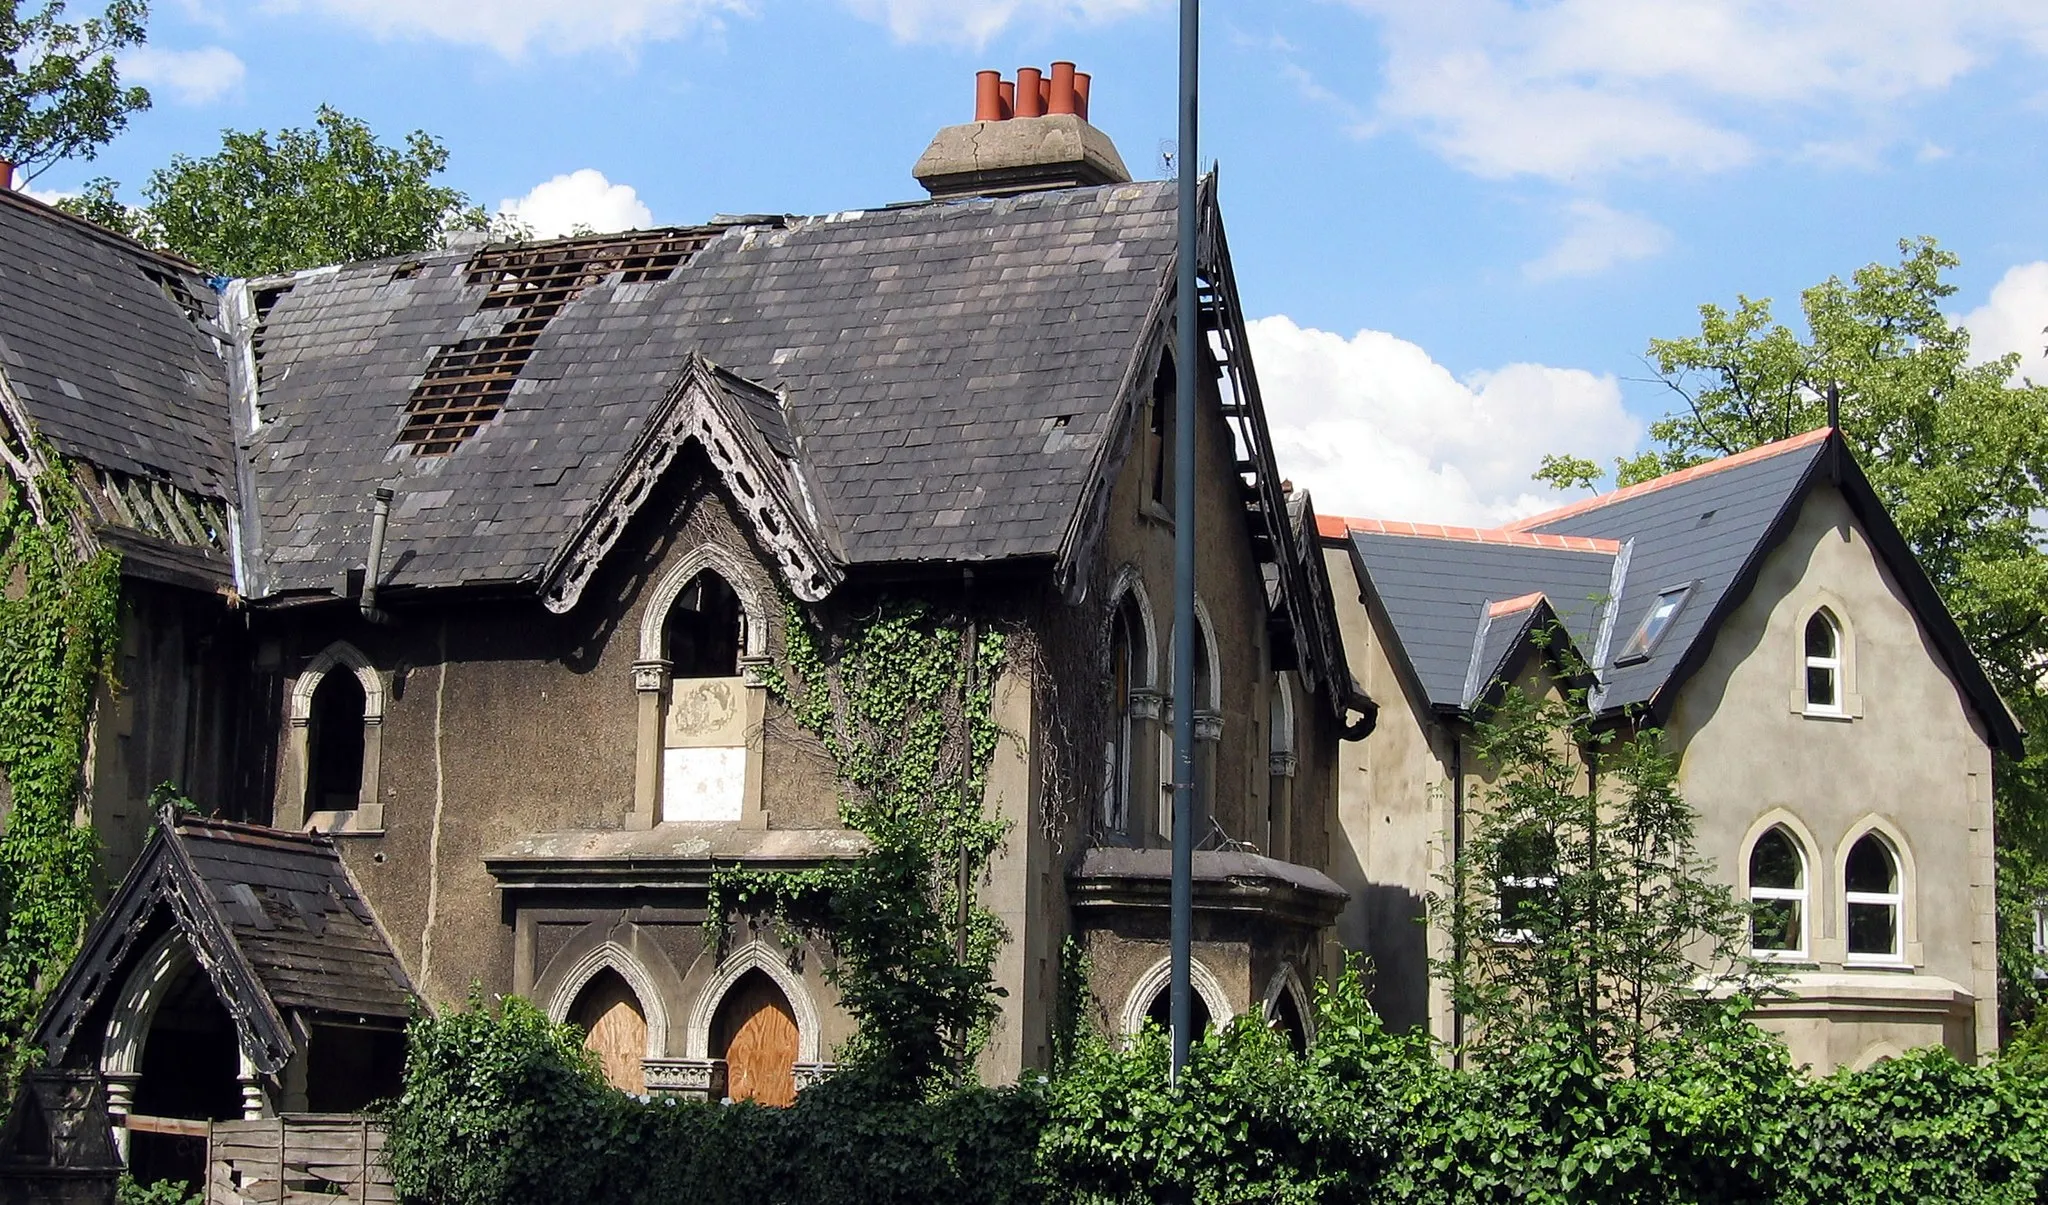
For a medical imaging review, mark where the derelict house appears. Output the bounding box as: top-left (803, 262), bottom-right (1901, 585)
top-left (1, 62), bottom-right (1367, 1190)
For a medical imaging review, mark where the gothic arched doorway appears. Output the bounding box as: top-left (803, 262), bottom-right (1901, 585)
top-left (712, 970), bottom-right (798, 1107)
top-left (128, 958), bottom-right (240, 1189)
top-left (569, 969), bottom-right (648, 1094)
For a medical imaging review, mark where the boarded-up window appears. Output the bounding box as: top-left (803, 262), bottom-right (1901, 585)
top-left (570, 970), bottom-right (648, 1094)
top-left (662, 572), bottom-right (747, 823)
top-left (712, 970), bottom-right (798, 1107)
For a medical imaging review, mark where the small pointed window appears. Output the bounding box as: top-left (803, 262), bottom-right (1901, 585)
top-left (666, 572), bottom-right (743, 678)
top-left (1805, 611), bottom-right (1842, 713)
top-left (308, 670), bottom-right (367, 813)
top-left (1748, 826), bottom-right (1808, 958)
top-left (1845, 833), bottom-right (1903, 962)
top-left (1102, 595), bottom-right (1143, 833)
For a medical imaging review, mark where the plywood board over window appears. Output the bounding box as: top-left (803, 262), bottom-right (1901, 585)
top-left (714, 972), bottom-right (797, 1107)
top-left (570, 970), bottom-right (648, 1094)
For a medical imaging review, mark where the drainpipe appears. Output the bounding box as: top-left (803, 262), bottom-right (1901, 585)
top-left (1450, 729), bottom-right (1465, 1068)
top-left (361, 487), bottom-right (393, 620)
top-left (1167, 0), bottom-right (1201, 1082)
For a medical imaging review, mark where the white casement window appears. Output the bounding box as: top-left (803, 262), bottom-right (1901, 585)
top-left (1845, 832), bottom-right (1904, 963)
top-left (1495, 825), bottom-right (1558, 943)
top-left (2032, 901), bottom-right (2048, 980)
top-left (1747, 825), bottom-right (1809, 959)
top-left (1804, 611), bottom-right (1843, 714)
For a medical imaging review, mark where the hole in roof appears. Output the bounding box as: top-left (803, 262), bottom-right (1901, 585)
top-left (396, 230), bottom-right (718, 456)
top-left (1697, 509), bottom-right (1718, 526)
top-left (390, 261), bottom-right (421, 282)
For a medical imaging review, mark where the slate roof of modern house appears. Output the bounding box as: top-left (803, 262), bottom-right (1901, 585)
top-left (237, 180), bottom-right (1180, 602)
top-left (0, 189), bottom-right (233, 500)
top-left (1322, 429), bottom-right (2021, 754)
top-left (35, 816), bottom-right (414, 1076)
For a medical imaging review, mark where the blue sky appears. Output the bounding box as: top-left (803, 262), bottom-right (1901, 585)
top-left (31, 0), bottom-right (2048, 523)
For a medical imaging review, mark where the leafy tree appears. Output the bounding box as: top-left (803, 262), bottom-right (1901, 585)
top-left (0, 0), bottom-right (149, 184)
top-left (1429, 640), bottom-right (1767, 1069)
top-left (62, 105), bottom-right (491, 275)
top-left (1544, 239), bottom-right (2048, 1020)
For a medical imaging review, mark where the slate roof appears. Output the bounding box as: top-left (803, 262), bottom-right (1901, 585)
top-left (0, 189), bottom-right (233, 499)
top-left (240, 181), bottom-right (1179, 597)
top-left (1326, 429), bottom-right (2021, 754)
top-left (35, 814), bottom-right (414, 1075)
top-left (1337, 522), bottom-right (1617, 709)
top-left (1512, 430), bottom-right (1831, 714)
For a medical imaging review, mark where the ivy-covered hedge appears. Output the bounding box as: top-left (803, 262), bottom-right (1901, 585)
top-left (386, 978), bottom-right (2048, 1205)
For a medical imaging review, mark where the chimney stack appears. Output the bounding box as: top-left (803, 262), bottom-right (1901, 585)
top-left (914, 63), bottom-right (1132, 200)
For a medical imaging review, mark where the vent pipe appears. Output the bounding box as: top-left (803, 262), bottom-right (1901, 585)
top-left (361, 486), bottom-right (393, 619)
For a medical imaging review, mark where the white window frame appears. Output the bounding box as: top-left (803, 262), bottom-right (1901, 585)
top-left (1747, 829), bottom-right (1810, 961)
top-left (1844, 833), bottom-right (1904, 965)
top-left (2032, 901), bottom-right (2048, 980)
top-left (1804, 611), bottom-right (1844, 716)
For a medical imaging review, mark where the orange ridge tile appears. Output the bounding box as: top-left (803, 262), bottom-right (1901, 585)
top-left (1316, 513), bottom-right (1620, 554)
top-left (1502, 427), bottom-right (1832, 533)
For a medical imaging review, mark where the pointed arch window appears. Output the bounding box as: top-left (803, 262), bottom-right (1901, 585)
top-left (1805, 611), bottom-right (1843, 714)
top-left (1496, 824), bottom-right (1558, 943)
top-left (1748, 826), bottom-right (1809, 959)
top-left (1103, 592), bottom-right (1146, 833)
top-left (308, 671), bottom-right (367, 815)
top-left (667, 572), bottom-right (743, 679)
top-left (286, 643), bottom-right (385, 833)
top-left (1159, 608), bottom-right (1219, 843)
top-left (637, 551), bottom-right (769, 827)
top-left (1845, 833), bottom-right (1904, 963)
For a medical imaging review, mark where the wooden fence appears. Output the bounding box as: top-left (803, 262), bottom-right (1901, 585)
top-left (202, 1114), bottom-right (394, 1205)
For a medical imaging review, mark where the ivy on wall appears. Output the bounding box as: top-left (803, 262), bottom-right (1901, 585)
top-left (709, 596), bottom-right (1009, 1091)
top-left (0, 460), bottom-right (122, 1089)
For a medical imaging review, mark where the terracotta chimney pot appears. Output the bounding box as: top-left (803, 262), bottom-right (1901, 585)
top-left (976, 70), bottom-right (1005, 122)
top-left (998, 80), bottom-right (1016, 119)
top-left (0, 160), bottom-right (13, 192)
top-left (1015, 67), bottom-right (1044, 118)
top-left (1074, 73), bottom-right (1091, 121)
top-left (1049, 61), bottom-right (1078, 115)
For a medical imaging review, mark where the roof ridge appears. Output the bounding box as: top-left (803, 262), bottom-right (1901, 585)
top-left (1486, 591), bottom-right (1548, 617)
top-left (0, 183), bottom-right (211, 278)
top-left (1317, 513), bottom-right (1620, 554)
top-left (1503, 427), bottom-right (1832, 533)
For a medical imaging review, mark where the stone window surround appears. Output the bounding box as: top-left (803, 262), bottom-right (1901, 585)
top-left (1268, 672), bottom-right (1298, 862)
top-left (1737, 809), bottom-right (1921, 968)
top-left (1836, 816), bottom-right (1918, 968)
top-left (1788, 593), bottom-right (1862, 720)
top-left (1119, 953), bottom-right (1234, 1039)
top-left (280, 641), bottom-right (386, 834)
top-left (1102, 566), bottom-right (1159, 837)
top-left (649, 939), bottom-right (833, 1101)
top-left (632, 545), bottom-right (774, 830)
top-left (1741, 813), bottom-right (1815, 962)
top-left (1259, 962), bottom-right (1315, 1045)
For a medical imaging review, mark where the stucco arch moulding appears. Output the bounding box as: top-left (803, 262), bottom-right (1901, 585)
top-left (1119, 954), bottom-right (1234, 1038)
top-left (1260, 963), bottom-right (1315, 1044)
top-left (1104, 562), bottom-right (1160, 691)
top-left (1164, 594), bottom-right (1223, 713)
top-left (102, 930), bottom-right (193, 1083)
top-left (637, 543), bottom-right (773, 665)
top-left (542, 939), bottom-right (673, 1059)
top-left (683, 940), bottom-right (823, 1062)
top-left (289, 640), bottom-right (385, 722)
top-left (1833, 812), bottom-right (1920, 963)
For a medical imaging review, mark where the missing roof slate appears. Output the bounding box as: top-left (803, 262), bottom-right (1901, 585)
top-left (396, 230), bottom-right (720, 456)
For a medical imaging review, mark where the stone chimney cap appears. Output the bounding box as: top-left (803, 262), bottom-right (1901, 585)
top-left (914, 63), bottom-right (1132, 200)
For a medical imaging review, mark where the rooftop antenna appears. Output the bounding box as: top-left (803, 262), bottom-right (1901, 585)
top-left (1168, 0), bottom-right (1200, 1082)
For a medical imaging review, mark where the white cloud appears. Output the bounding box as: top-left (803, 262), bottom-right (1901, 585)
top-left (1343, 0), bottom-right (2048, 181)
top-left (119, 45), bottom-right (247, 105)
top-left (1523, 200), bottom-right (1670, 280)
top-left (20, 185), bottom-right (73, 206)
top-left (266, 0), bottom-right (750, 58)
top-left (1250, 315), bottom-right (1641, 526)
top-left (498, 170), bottom-right (654, 238)
top-left (841, 0), bottom-right (1158, 45)
top-left (1960, 262), bottom-right (2048, 384)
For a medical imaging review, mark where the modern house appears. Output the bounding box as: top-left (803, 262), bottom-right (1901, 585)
top-left (1321, 429), bottom-right (2016, 1071)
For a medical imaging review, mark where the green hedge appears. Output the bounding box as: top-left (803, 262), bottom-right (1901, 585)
top-left (385, 981), bottom-right (2048, 1205)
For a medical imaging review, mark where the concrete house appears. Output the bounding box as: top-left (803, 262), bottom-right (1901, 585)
top-left (1321, 428), bottom-right (2019, 1071)
top-left (5, 64), bottom-right (1368, 1182)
